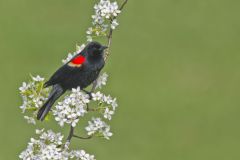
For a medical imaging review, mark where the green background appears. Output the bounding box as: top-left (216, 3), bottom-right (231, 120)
top-left (1, 0), bottom-right (240, 159)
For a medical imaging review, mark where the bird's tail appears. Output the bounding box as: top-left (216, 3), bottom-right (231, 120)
top-left (37, 84), bottom-right (65, 121)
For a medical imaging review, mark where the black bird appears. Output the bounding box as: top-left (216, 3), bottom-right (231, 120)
top-left (37, 41), bottom-right (107, 121)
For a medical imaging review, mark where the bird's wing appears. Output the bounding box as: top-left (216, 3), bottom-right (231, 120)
top-left (44, 55), bottom-right (86, 87)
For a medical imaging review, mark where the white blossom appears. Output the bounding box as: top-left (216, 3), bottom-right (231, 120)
top-left (32, 75), bottom-right (45, 82)
top-left (41, 144), bottom-right (63, 159)
top-left (94, 0), bottom-right (121, 20)
top-left (87, 35), bottom-right (93, 42)
top-left (86, 27), bottom-right (93, 35)
top-left (92, 91), bottom-right (103, 101)
top-left (111, 19), bottom-right (119, 29)
top-left (95, 72), bottom-right (108, 89)
top-left (91, 14), bottom-right (104, 25)
top-left (19, 129), bottom-right (63, 160)
top-left (70, 150), bottom-right (96, 160)
top-left (103, 108), bottom-right (114, 120)
top-left (87, 0), bottom-right (121, 41)
top-left (53, 87), bottom-right (89, 127)
top-left (20, 99), bottom-right (28, 113)
top-left (24, 116), bottom-right (36, 125)
top-left (85, 117), bottom-right (113, 140)
top-left (19, 75), bottom-right (49, 123)
top-left (111, 98), bottom-right (118, 110)
top-left (76, 44), bottom-right (86, 53)
top-left (103, 95), bottom-right (113, 104)
top-left (39, 130), bottom-right (64, 146)
top-left (91, 90), bottom-right (118, 118)
top-left (20, 129), bottom-right (95, 160)
top-left (36, 129), bottom-right (45, 134)
top-left (19, 82), bottom-right (29, 93)
top-left (102, 126), bottom-right (113, 139)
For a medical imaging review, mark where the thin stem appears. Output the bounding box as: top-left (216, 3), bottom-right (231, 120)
top-left (87, 107), bottom-right (97, 112)
top-left (67, 126), bottom-right (74, 142)
top-left (73, 134), bottom-right (93, 140)
top-left (119, 0), bottom-right (129, 11)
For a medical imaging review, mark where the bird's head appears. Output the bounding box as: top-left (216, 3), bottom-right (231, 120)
top-left (86, 41), bottom-right (108, 57)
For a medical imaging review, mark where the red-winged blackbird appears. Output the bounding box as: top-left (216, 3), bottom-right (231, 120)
top-left (37, 41), bottom-right (107, 121)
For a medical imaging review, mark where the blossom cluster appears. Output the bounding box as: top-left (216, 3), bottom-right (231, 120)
top-left (19, 75), bottom-right (49, 125)
top-left (85, 117), bottom-right (113, 140)
top-left (95, 72), bottom-right (108, 89)
top-left (92, 91), bottom-right (118, 120)
top-left (52, 87), bottom-right (90, 127)
top-left (19, 129), bottom-right (95, 160)
top-left (86, 0), bottom-right (121, 42)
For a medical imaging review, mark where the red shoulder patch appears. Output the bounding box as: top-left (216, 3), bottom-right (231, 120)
top-left (68, 55), bottom-right (86, 67)
top-left (71, 55), bottom-right (86, 64)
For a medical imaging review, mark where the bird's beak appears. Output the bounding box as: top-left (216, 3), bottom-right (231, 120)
top-left (100, 46), bottom-right (108, 51)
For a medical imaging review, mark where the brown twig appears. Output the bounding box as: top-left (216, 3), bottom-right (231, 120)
top-left (67, 126), bottom-right (74, 143)
top-left (104, 0), bottom-right (129, 61)
top-left (119, 0), bottom-right (129, 10)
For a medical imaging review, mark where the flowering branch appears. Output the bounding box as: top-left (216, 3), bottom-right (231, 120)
top-left (65, 0), bottom-right (128, 143)
top-left (104, 0), bottom-right (128, 61)
top-left (19, 0), bottom-right (127, 159)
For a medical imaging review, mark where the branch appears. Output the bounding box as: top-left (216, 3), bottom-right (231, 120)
top-left (104, 0), bottom-right (129, 61)
top-left (65, 0), bottom-right (128, 149)
top-left (119, 0), bottom-right (129, 10)
top-left (67, 126), bottom-right (74, 143)
top-left (73, 134), bottom-right (93, 140)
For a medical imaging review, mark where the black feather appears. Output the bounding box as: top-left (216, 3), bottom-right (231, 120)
top-left (37, 84), bottom-right (65, 121)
